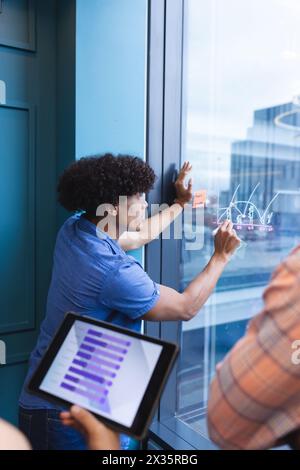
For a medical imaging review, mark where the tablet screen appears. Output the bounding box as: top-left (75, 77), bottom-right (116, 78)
top-left (39, 319), bottom-right (163, 427)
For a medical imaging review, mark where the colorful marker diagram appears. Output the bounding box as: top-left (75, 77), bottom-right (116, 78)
top-left (59, 329), bottom-right (131, 410)
top-left (217, 183), bottom-right (279, 232)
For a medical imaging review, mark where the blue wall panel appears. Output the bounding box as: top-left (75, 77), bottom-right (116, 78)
top-left (0, 0), bottom-right (36, 51)
top-left (76, 0), bottom-right (148, 262)
top-left (0, 104), bottom-right (35, 333)
top-left (0, 0), bottom-right (57, 425)
top-left (76, 0), bottom-right (147, 159)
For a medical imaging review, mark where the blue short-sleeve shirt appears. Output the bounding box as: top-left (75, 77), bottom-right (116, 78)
top-left (19, 213), bottom-right (160, 409)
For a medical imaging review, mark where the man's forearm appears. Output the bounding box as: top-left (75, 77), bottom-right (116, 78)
top-left (119, 203), bottom-right (183, 251)
top-left (144, 222), bottom-right (238, 322)
top-left (122, 203), bottom-right (183, 250)
top-left (143, 253), bottom-right (228, 322)
top-left (139, 203), bottom-right (183, 244)
top-left (182, 253), bottom-right (228, 319)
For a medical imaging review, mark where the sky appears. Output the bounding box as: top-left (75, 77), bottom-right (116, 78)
top-left (181, 0), bottom-right (300, 191)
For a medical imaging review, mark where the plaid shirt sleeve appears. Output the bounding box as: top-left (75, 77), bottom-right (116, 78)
top-left (207, 246), bottom-right (300, 450)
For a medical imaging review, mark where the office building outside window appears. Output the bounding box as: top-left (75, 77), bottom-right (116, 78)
top-left (147, 0), bottom-right (300, 449)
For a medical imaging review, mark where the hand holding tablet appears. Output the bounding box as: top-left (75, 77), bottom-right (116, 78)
top-left (60, 405), bottom-right (120, 450)
top-left (28, 313), bottom-right (179, 440)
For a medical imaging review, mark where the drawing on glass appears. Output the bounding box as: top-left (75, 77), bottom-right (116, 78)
top-left (217, 183), bottom-right (279, 232)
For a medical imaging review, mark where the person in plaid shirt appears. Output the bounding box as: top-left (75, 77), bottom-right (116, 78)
top-left (208, 246), bottom-right (300, 450)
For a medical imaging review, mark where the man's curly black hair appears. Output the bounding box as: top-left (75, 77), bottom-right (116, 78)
top-left (57, 154), bottom-right (156, 214)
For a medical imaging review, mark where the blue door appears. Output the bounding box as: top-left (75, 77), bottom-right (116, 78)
top-left (0, 0), bottom-right (58, 424)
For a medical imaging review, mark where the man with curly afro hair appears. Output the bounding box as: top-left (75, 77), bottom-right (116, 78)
top-left (19, 153), bottom-right (240, 450)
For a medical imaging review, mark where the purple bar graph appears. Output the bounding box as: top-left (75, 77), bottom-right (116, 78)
top-left (90, 355), bottom-right (120, 371)
top-left (73, 359), bottom-right (87, 368)
top-left (64, 374), bottom-right (109, 396)
top-left (86, 363), bottom-right (116, 379)
top-left (77, 349), bottom-right (119, 371)
top-left (89, 354), bottom-right (121, 371)
top-left (81, 343), bottom-right (123, 362)
top-left (80, 344), bottom-right (95, 353)
top-left (73, 357), bottom-right (116, 377)
top-left (65, 374), bottom-right (79, 384)
top-left (87, 329), bottom-right (131, 347)
top-left (84, 336), bottom-right (128, 355)
top-left (59, 327), bottom-right (133, 409)
top-left (69, 366), bottom-right (112, 387)
top-left (61, 382), bottom-right (75, 392)
top-left (61, 383), bottom-right (106, 405)
top-left (77, 351), bottom-right (91, 360)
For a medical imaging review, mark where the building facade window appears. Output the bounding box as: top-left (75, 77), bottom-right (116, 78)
top-left (146, 0), bottom-right (300, 449)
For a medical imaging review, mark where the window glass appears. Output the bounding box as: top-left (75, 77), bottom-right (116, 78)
top-left (178, 0), bottom-right (300, 434)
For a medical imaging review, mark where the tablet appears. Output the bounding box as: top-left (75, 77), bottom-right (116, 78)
top-left (28, 313), bottom-right (179, 440)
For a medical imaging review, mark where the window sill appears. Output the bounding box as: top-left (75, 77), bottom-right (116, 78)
top-left (149, 416), bottom-right (217, 451)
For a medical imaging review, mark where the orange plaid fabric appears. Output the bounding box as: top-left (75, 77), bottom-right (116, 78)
top-left (207, 245), bottom-right (300, 449)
